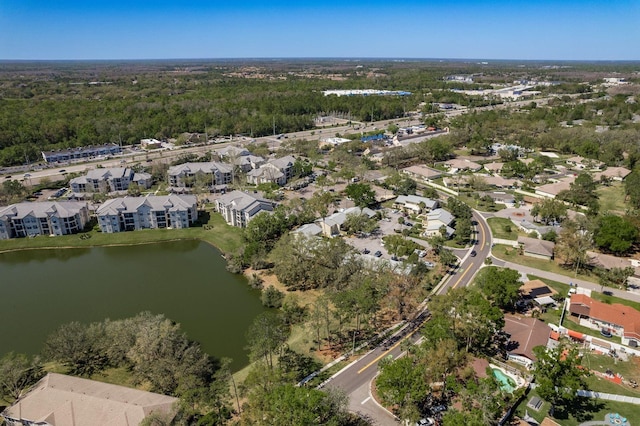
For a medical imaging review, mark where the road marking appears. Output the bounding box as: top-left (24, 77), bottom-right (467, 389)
top-left (452, 261), bottom-right (473, 289)
top-left (361, 396), bottom-right (371, 404)
top-left (357, 326), bottom-right (421, 375)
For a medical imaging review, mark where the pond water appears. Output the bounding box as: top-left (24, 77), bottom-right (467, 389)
top-left (0, 240), bottom-right (267, 371)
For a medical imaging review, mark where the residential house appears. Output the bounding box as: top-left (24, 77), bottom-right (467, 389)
top-left (168, 162), bottom-right (232, 189)
top-left (215, 190), bottom-right (274, 228)
top-left (402, 164), bottom-right (442, 181)
top-left (586, 251), bottom-right (640, 286)
top-left (519, 279), bottom-right (558, 308)
top-left (535, 176), bottom-right (576, 198)
top-left (69, 167), bottom-right (151, 195)
top-left (569, 294), bottom-right (640, 347)
top-left (1, 373), bottom-right (178, 426)
top-left (518, 236), bottom-right (555, 260)
top-left (566, 156), bottom-right (604, 171)
top-left (478, 191), bottom-right (515, 206)
top-left (96, 195), bottom-right (197, 233)
top-left (246, 155), bottom-right (296, 186)
top-left (393, 195), bottom-right (439, 214)
top-left (291, 222), bottom-right (323, 238)
top-left (442, 158), bottom-right (482, 173)
top-left (503, 315), bottom-right (552, 369)
top-left (593, 166), bottom-right (631, 182)
top-left (318, 206), bottom-right (377, 237)
top-left (0, 201), bottom-right (90, 239)
top-left (422, 208), bottom-right (455, 237)
top-left (483, 161), bottom-right (504, 174)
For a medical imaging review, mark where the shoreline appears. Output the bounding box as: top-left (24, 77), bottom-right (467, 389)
top-left (0, 237), bottom-right (205, 255)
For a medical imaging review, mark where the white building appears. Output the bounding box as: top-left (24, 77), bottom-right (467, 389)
top-left (168, 162), bottom-right (233, 189)
top-left (0, 201), bottom-right (90, 239)
top-left (69, 167), bottom-right (152, 195)
top-left (96, 195), bottom-right (197, 233)
top-left (215, 190), bottom-right (274, 228)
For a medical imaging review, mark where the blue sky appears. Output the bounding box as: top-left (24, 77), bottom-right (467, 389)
top-left (1, 0), bottom-right (638, 60)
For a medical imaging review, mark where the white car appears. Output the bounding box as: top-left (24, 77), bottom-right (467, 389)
top-left (416, 418), bottom-right (435, 426)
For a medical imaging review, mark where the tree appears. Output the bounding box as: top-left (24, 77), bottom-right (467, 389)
top-left (555, 218), bottom-right (593, 276)
top-left (624, 169), bottom-right (640, 209)
top-left (531, 199), bottom-right (568, 225)
top-left (345, 182), bottom-right (376, 208)
top-left (341, 213), bottom-right (377, 235)
top-left (377, 354), bottom-right (429, 422)
top-left (42, 321), bottom-right (107, 376)
top-left (0, 352), bottom-right (44, 403)
top-left (447, 198), bottom-right (472, 220)
top-left (533, 344), bottom-right (590, 417)
top-left (474, 266), bottom-right (521, 310)
top-left (558, 173), bottom-right (599, 214)
top-left (261, 285), bottom-right (285, 308)
top-left (246, 312), bottom-right (290, 369)
top-left (594, 214), bottom-right (639, 255)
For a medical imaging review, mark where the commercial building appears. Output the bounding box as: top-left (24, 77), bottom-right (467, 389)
top-left (0, 201), bottom-right (90, 239)
top-left (96, 195), bottom-right (197, 233)
top-left (41, 143), bottom-right (122, 163)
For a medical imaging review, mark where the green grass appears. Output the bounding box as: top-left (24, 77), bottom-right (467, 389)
top-left (458, 194), bottom-right (507, 213)
top-left (514, 388), bottom-right (640, 426)
top-left (492, 245), bottom-right (598, 284)
top-left (0, 209), bottom-right (244, 255)
top-left (596, 182), bottom-right (627, 215)
top-left (591, 291), bottom-right (640, 313)
top-left (487, 217), bottom-right (521, 240)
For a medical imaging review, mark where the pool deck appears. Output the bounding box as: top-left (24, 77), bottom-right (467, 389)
top-left (579, 413), bottom-right (630, 426)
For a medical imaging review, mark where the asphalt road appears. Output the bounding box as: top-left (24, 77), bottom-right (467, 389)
top-left (324, 212), bottom-right (492, 425)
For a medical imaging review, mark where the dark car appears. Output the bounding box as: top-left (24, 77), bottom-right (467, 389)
top-left (470, 250), bottom-right (477, 257)
top-left (374, 250), bottom-right (382, 257)
top-left (58, 169), bottom-right (66, 173)
top-left (601, 329), bottom-right (613, 338)
top-left (362, 248), bottom-right (370, 254)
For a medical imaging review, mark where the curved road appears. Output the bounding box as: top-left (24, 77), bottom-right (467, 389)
top-left (325, 211), bottom-right (492, 425)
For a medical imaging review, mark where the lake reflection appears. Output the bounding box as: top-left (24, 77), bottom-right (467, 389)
top-left (0, 240), bottom-right (266, 371)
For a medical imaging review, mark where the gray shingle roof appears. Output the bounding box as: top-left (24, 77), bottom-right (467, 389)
top-left (96, 195), bottom-right (196, 215)
top-left (0, 201), bottom-right (87, 220)
top-left (168, 162), bottom-right (232, 176)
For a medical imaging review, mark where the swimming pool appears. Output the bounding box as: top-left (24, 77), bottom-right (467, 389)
top-left (492, 368), bottom-right (517, 393)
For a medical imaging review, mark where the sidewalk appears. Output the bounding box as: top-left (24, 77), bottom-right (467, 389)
top-left (491, 257), bottom-right (640, 304)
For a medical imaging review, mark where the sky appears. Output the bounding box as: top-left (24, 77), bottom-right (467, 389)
top-left (1, 0), bottom-right (639, 61)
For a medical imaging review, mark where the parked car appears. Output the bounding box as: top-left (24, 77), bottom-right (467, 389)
top-left (362, 248), bottom-right (370, 254)
top-left (601, 329), bottom-right (613, 338)
top-left (374, 250), bottom-right (382, 257)
top-left (416, 419), bottom-right (434, 426)
top-left (431, 404), bottom-right (447, 414)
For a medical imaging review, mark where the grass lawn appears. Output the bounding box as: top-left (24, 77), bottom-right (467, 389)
top-left (492, 245), bottom-right (598, 284)
top-left (596, 182), bottom-right (627, 215)
top-left (514, 388), bottom-right (640, 426)
top-left (487, 217), bottom-right (521, 240)
top-left (458, 194), bottom-right (506, 213)
top-left (0, 208), bottom-right (244, 255)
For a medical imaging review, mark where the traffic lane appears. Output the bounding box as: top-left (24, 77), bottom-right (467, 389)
top-left (347, 378), bottom-right (399, 426)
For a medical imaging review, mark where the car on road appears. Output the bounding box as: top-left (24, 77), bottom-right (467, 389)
top-left (58, 169), bottom-right (66, 173)
top-left (4, 175), bottom-right (11, 179)
top-left (470, 250), bottom-right (477, 257)
top-left (374, 250), bottom-right (382, 257)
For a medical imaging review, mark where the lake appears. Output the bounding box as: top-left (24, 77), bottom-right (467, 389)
top-left (0, 240), bottom-right (267, 371)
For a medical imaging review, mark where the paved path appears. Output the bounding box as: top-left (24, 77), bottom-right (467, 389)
top-left (579, 412), bottom-right (631, 426)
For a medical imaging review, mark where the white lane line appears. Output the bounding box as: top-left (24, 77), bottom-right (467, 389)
top-left (361, 396), bottom-right (371, 405)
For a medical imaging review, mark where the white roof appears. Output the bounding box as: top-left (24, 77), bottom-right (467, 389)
top-left (395, 195), bottom-right (438, 209)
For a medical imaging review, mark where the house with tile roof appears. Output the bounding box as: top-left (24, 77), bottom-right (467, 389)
top-left (593, 166), bottom-right (631, 182)
top-left (0, 201), bottom-right (90, 239)
top-left (1, 373), bottom-right (178, 426)
top-left (534, 176), bottom-right (576, 198)
top-left (214, 190), bottom-right (274, 228)
top-left (442, 158), bottom-right (482, 173)
top-left (402, 164), bottom-right (442, 181)
top-left (96, 195), bottom-right (197, 233)
top-left (569, 294), bottom-right (640, 347)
